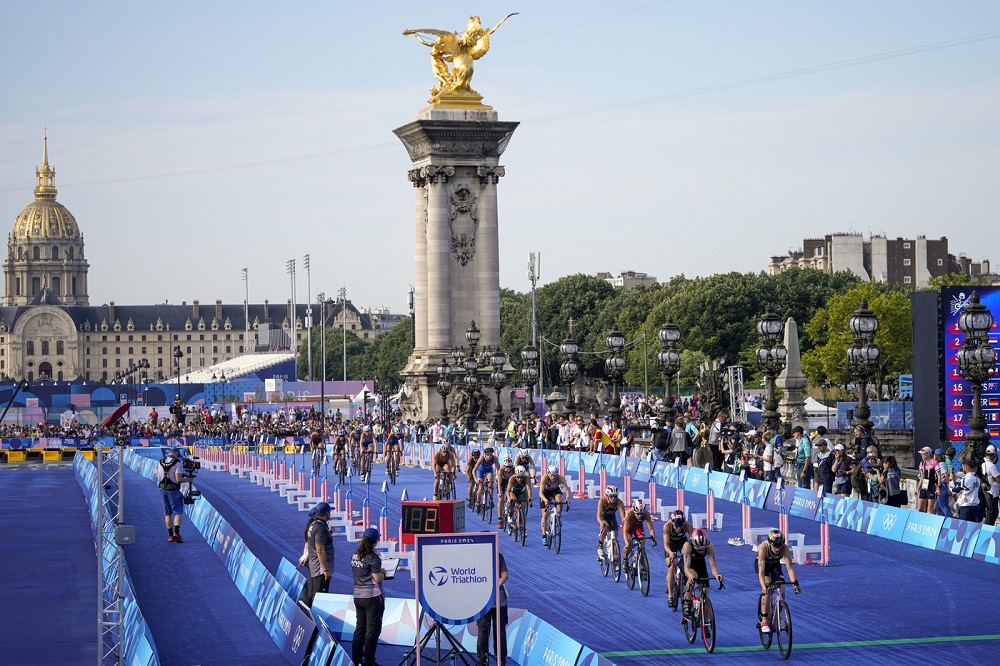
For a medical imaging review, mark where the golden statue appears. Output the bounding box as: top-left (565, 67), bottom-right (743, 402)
top-left (404, 13), bottom-right (518, 109)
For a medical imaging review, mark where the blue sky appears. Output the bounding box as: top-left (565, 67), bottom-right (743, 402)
top-left (1, 2), bottom-right (998, 312)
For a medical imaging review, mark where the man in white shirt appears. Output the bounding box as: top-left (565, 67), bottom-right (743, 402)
top-left (982, 445), bottom-right (1000, 526)
top-left (430, 420), bottom-right (445, 445)
top-left (759, 427), bottom-right (781, 483)
top-left (954, 460), bottom-right (981, 523)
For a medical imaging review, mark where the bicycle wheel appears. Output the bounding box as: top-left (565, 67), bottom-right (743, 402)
top-left (554, 514), bottom-right (562, 554)
top-left (545, 511), bottom-right (553, 550)
top-left (600, 537), bottom-right (610, 577)
top-left (519, 506), bottom-right (527, 546)
top-left (776, 600), bottom-right (792, 659)
top-left (669, 566), bottom-right (681, 611)
top-left (337, 460), bottom-right (346, 486)
top-left (684, 600), bottom-right (698, 644)
top-left (625, 546), bottom-right (636, 590)
top-left (757, 594), bottom-right (773, 649)
top-left (702, 597), bottom-right (716, 653)
top-left (638, 549), bottom-right (650, 597)
top-left (611, 538), bottom-right (622, 582)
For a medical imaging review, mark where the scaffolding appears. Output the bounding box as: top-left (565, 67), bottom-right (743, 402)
top-left (97, 444), bottom-right (125, 665)
top-left (727, 366), bottom-right (747, 425)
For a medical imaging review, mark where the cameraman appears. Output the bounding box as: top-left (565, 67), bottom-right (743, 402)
top-left (156, 447), bottom-right (193, 543)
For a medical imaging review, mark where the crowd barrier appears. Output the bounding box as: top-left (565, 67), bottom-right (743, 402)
top-left (74, 453), bottom-right (160, 666)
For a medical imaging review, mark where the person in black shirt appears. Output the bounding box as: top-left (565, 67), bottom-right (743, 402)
top-left (476, 551), bottom-right (508, 666)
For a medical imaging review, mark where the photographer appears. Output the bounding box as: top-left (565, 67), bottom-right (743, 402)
top-left (155, 447), bottom-right (193, 543)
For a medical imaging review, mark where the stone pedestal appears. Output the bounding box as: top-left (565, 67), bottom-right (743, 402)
top-left (777, 317), bottom-right (808, 428)
top-left (395, 108), bottom-right (519, 423)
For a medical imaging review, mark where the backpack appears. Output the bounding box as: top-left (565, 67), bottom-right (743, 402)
top-left (157, 458), bottom-right (181, 491)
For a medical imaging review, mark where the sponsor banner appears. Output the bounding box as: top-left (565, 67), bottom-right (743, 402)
top-left (742, 478), bottom-right (771, 509)
top-left (276, 557), bottom-right (306, 602)
top-left (856, 500), bottom-right (881, 534)
top-left (683, 466), bottom-right (708, 495)
top-left (604, 455), bottom-right (625, 477)
top-left (650, 461), bottom-right (671, 486)
top-left (901, 511), bottom-right (945, 549)
top-left (817, 495), bottom-right (841, 523)
top-left (866, 505), bottom-right (908, 541)
top-left (262, 581), bottom-right (315, 664)
top-left (508, 611), bottom-right (584, 666)
top-left (309, 614), bottom-right (350, 666)
top-left (706, 472), bottom-right (727, 498)
top-left (763, 482), bottom-right (795, 515)
top-left (633, 458), bottom-right (651, 483)
top-left (936, 517), bottom-right (982, 558)
top-left (788, 487), bottom-right (820, 520)
top-left (416, 532), bottom-right (497, 625)
top-left (832, 497), bottom-right (865, 531)
top-left (577, 646), bottom-right (618, 666)
top-left (972, 525), bottom-right (1000, 564)
top-left (564, 451), bottom-right (582, 469)
top-left (584, 453), bottom-right (600, 474)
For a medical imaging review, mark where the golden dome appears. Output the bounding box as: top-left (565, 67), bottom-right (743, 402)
top-left (11, 133), bottom-right (81, 240)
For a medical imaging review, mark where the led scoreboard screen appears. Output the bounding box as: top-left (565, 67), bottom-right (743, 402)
top-left (942, 286), bottom-right (1000, 453)
top-left (401, 500), bottom-right (465, 545)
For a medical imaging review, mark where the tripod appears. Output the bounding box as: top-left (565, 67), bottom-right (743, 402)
top-left (398, 609), bottom-right (477, 666)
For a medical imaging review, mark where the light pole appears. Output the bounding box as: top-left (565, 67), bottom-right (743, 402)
top-left (304, 254), bottom-right (312, 381)
top-left (520, 343), bottom-right (539, 416)
top-left (847, 299), bottom-right (880, 435)
top-left (657, 317), bottom-right (681, 425)
top-left (287, 259), bottom-right (297, 363)
top-left (755, 305), bottom-right (787, 432)
top-left (318, 292), bottom-right (326, 429)
top-left (408, 285), bottom-right (415, 352)
top-left (605, 325), bottom-right (626, 427)
top-left (242, 267), bottom-right (250, 354)
top-left (559, 326), bottom-right (579, 415)
top-left (339, 287), bottom-right (347, 382)
top-left (489, 348), bottom-right (509, 432)
top-left (527, 252), bottom-right (540, 398)
top-left (436, 357), bottom-right (453, 420)
top-left (956, 291), bottom-right (997, 467)
top-left (173, 346), bottom-right (184, 403)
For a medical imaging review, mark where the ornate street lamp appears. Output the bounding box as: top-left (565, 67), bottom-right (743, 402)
top-left (461, 321), bottom-right (483, 432)
top-left (956, 291), bottom-right (997, 466)
top-left (657, 317), bottom-right (681, 425)
top-left (520, 343), bottom-right (539, 414)
top-left (435, 357), bottom-right (453, 420)
top-left (489, 348), bottom-right (509, 431)
top-left (847, 299), bottom-right (880, 435)
top-left (605, 325), bottom-right (627, 427)
top-left (559, 328), bottom-right (579, 414)
top-left (755, 305), bottom-right (787, 432)
top-left (173, 346), bottom-right (184, 403)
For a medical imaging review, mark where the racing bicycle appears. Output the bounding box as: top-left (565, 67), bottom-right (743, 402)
top-left (599, 528), bottom-right (622, 582)
top-left (684, 577), bottom-right (724, 653)
top-left (623, 535), bottom-right (653, 596)
top-left (542, 500), bottom-right (568, 554)
top-left (757, 579), bottom-right (794, 659)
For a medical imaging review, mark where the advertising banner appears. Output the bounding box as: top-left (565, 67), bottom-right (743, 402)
top-left (972, 524), bottom-right (1000, 564)
top-left (683, 466), bottom-right (709, 495)
top-left (763, 482), bottom-right (795, 515)
top-left (901, 511), bottom-right (945, 549)
top-left (275, 557), bottom-right (306, 602)
top-left (866, 505), bottom-right (908, 542)
top-left (507, 611), bottom-right (584, 666)
top-left (631, 458), bottom-right (649, 483)
top-left (415, 532), bottom-right (498, 625)
top-left (788, 487), bottom-right (820, 520)
top-left (936, 517), bottom-right (982, 558)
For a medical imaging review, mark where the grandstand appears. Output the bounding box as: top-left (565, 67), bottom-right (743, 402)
top-left (174, 352), bottom-right (295, 384)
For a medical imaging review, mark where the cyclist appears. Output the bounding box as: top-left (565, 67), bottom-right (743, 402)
top-left (433, 439), bottom-right (459, 500)
top-left (497, 456), bottom-right (517, 529)
top-left (332, 430), bottom-right (348, 474)
top-left (310, 432), bottom-right (326, 477)
top-left (663, 509), bottom-right (694, 604)
top-left (539, 464), bottom-right (570, 546)
top-left (756, 529), bottom-right (801, 633)
top-left (624, 499), bottom-right (657, 552)
top-left (360, 426), bottom-right (377, 475)
top-left (505, 465), bottom-right (533, 528)
top-left (472, 447), bottom-right (498, 507)
top-left (514, 448), bottom-right (536, 484)
top-left (596, 485), bottom-right (626, 560)
top-left (681, 529), bottom-right (724, 625)
top-left (384, 425), bottom-right (402, 475)
top-left (465, 447), bottom-right (482, 508)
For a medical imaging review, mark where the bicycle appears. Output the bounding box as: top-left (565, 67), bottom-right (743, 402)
top-left (666, 551), bottom-right (683, 611)
top-left (474, 477), bottom-right (494, 522)
top-left (542, 501), bottom-right (568, 554)
top-left (757, 580), bottom-right (794, 659)
top-left (333, 454), bottom-right (347, 486)
top-left (598, 529), bottom-right (622, 582)
top-left (623, 535), bottom-right (653, 597)
top-left (683, 577), bottom-right (723, 653)
top-left (506, 499), bottom-right (530, 546)
top-left (349, 443), bottom-right (361, 476)
top-left (385, 449), bottom-right (399, 485)
top-left (360, 449), bottom-right (375, 484)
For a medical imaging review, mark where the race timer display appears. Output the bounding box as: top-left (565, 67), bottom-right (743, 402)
top-left (401, 500), bottom-right (465, 545)
top-left (942, 286), bottom-right (1000, 452)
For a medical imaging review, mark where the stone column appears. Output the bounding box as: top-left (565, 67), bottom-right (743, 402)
top-left (476, 167), bottom-right (503, 348)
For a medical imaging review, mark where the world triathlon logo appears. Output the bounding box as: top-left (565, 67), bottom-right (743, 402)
top-left (428, 566), bottom-right (449, 586)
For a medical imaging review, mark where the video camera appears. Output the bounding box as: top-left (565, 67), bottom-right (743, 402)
top-left (181, 455), bottom-right (202, 504)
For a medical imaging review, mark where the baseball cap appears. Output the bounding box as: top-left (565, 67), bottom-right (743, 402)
top-left (934, 448), bottom-right (945, 455)
top-left (746, 430), bottom-right (758, 437)
top-left (918, 447), bottom-right (933, 455)
top-left (313, 502), bottom-right (332, 515)
top-left (363, 527), bottom-right (380, 542)
top-left (817, 439), bottom-right (828, 446)
top-left (834, 444), bottom-right (845, 451)
top-left (987, 445), bottom-right (998, 454)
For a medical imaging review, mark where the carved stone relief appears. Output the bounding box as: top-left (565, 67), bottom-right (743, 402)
top-left (448, 184), bottom-right (478, 266)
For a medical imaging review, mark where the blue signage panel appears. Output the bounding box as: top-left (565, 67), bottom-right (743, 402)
top-left (763, 482), bottom-right (795, 515)
top-left (866, 505), bottom-right (908, 542)
top-left (276, 557), bottom-right (307, 602)
top-left (415, 532), bottom-right (498, 625)
top-left (633, 459), bottom-right (651, 484)
top-left (833, 497), bottom-right (865, 531)
top-left (707, 472), bottom-right (727, 498)
top-left (720, 473), bottom-right (743, 503)
top-left (901, 511), bottom-right (945, 549)
top-left (788, 487), bottom-right (820, 520)
top-left (972, 524), bottom-right (1000, 564)
top-left (936, 517), bottom-right (982, 558)
top-left (742, 478), bottom-right (771, 509)
top-left (507, 611), bottom-right (584, 666)
top-left (684, 467), bottom-right (708, 495)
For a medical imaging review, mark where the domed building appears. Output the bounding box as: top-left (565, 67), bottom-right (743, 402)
top-left (4, 133), bottom-right (89, 306)
top-left (0, 137), bottom-right (379, 383)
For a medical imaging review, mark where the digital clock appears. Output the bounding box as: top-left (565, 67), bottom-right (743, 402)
top-left (401, 500), bottom-right (465, 545)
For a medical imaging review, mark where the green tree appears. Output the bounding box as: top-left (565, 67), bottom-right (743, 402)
top-left (925, 272), bottom-right (978, 290)
top-left (801, 282), bottom-right (912, 388)
top-left (299, 326), bottom-right (370, 381)
top-left (358, 317), bottom-right (413, 389)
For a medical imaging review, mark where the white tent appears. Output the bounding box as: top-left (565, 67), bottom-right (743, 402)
top-left (803, 397), bottom-right (835, 417)
top-left (351, 383), bottom-right (373, 403)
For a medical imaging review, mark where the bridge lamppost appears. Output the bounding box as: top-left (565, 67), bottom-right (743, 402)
top-left (847, 299), bottom-right (880, 436)
top-left (435, 358), bottom-right (452, 421)
top-left (520, 343), bottom-right (539, 415)
top-left (489, 348), bottom-right (509, 432)
top-left (605, 325), bottom-right (626, 427)
top-left (559, 329), bottom-right (579, 415)
top-left (755, 305), bottom-right (787, 432)
top-left (657, 317), bottom-right (681, 426)
top-left (956, 291), bottom-right (997, 467)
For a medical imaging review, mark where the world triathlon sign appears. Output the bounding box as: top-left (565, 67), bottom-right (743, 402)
top-left (414, 532), bottom-right (498, 625)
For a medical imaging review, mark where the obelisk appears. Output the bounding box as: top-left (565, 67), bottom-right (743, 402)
top-left (777, 317), bottom-right (809, 428)
top-left (395, 16), bottom-right (519, 422)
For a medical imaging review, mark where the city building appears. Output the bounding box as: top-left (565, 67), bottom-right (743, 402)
top-left (596, 270), bottom-right (659, 290)
top-left (0, 139), bottom-right (382, 382)
top-left (768, 233), bottom-right (991, 289)
top-left (361, 305), bottom-right (406, 337)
